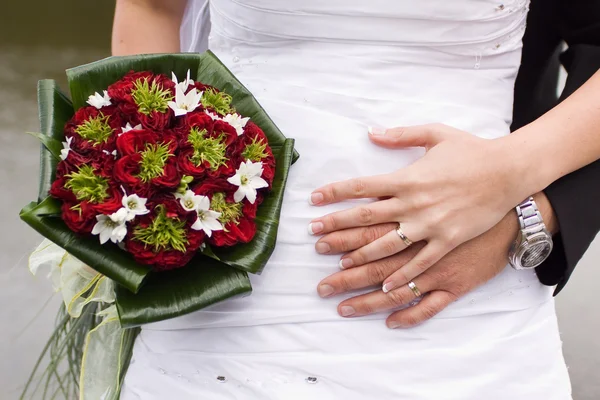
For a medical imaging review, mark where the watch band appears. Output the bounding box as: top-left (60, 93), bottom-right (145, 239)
top-left (516, 197), bottom-right (543, 230)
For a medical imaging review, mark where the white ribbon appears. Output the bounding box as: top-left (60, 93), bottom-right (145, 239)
top-left (29, 239), bottom-right (123, 400)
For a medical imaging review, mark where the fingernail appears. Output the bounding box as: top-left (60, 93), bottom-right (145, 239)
top-left (308, 222), bottom-right (324, 235)
top-left (339, 258), bottom-right (354, 269)
top-left (318, 284), bottom-right (335, 298)
top-left (388, 321), bottom-right (402, 329)
top-left (340, 306), bottom-right (356, 317)
top-left (382, 282), bottom-right (395, 293)
top-left (315, 242), bottom-right (331, 254)
top-left (368, 126), bottom-right (387, 135)
top-left (309, 192), bottom-right (324, 205)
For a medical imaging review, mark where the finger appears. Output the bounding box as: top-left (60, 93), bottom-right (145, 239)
top-left (309, 174), bottom-right (396, 206)
top-left (381, 241), bottom-right (447, 293)
top-left (368, 123), bottom-right (456, 150)
top-left (317, 247), bottom-right (422, 297)
top-left (309, 198), bottom-right (402, 236)
top-left (386, 290), bottom-right (456, 328)
top-left (315, 223), bottom-right (397, 255)
top-left (339, 224), bottom-right (424, 269)
top-left (338, 275), bottom-right (433, 317)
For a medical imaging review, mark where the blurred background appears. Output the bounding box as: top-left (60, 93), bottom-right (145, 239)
top-left (0, 1), bottom-right (598, 399)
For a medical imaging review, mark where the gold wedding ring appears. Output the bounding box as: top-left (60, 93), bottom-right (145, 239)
top-left (396, 223), bottom-right (413, 247)
top-left (408, 281), bottom-right (422, 297)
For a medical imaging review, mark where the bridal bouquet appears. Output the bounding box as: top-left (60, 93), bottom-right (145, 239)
top-left (19, 52), bottom-right (296, 399)
top-left (51, 69), bottom-right (276, 270)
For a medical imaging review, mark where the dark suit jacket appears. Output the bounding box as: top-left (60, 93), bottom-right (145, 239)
top-left (512, 0), bottom-right (600, 294)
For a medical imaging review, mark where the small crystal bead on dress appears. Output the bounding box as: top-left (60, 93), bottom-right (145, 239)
top-left (232, 56), bottom-right (240, 63)
top-left (159, 368), bottom-right (167, 375)
top-left (216, 375), bottom-right (228, 383)
top-left (306, 376), bottom-right (318, 384)
top-left (495, 4), bottom-right (505, 11)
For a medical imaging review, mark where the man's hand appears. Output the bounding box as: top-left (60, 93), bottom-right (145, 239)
top-left (316, 212), bottom-right (520, 328)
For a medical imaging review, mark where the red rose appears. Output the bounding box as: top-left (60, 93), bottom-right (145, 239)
top-left (212, 120), bottom-right (239, 147)
top-left (138, 110), bottom-right (173, 131)
top-left (176, 147), bottom-right (208, 179)
top-left (261, 163), bottom-right (276, 187)
top-left (49, 176), bottom-right (77, 203)
top-left (152, 158), bottom-right (181, 190)
top-left (65, 106), bottom-right (122, 155)
top-left (210, 218), bottom-right (257, 247)
top-left (117, 129), bottom-right (160, 156)
top-left (194, 82), bottom-right (218, 93)
top-left (91, 185), bottom-right (123, 215)
top-left (125, 237), bottom-right (197, 270)
top-left (114, 153), bottom-right (142, 186)
top-left (61, 201), bottom-right (96, 235)
top-left (108, 71), bottom-right (174, 102)
top-left (174, 111), bottom-right (215, 140)
top-left (118, 102), bottom-right (141, 122)
top-left (107, 71), bottom-right (175, 130)
top-left (192, 179), bottom-right (233, 197)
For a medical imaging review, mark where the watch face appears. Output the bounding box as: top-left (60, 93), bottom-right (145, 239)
top-left (521, 241), bottom-right (553, 268)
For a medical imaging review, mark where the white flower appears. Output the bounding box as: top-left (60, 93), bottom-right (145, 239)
top-left (120, 122), bottom-right (142, 136)
top-left (171, 69), bottom-right (194, 93)
top-left (121, 194), bottom-right (149, 221)
top-left (222, 113), bottom-right (250, 136)
top-left (175, 190), bottom-right (204, 212)
top-left (92, 209), bottom-right (128, 244)
top-left (227, 160), bottom-right (269, 204)
top-left (168, 86), bottom-right (202, 117)
top-left (102, 149), bottom-right (117, 159)
top-left (86, 90), bottom-right (111, 109)
top-left (60, 136), bottom-right (73, 161)
top-left (191, 195), bottom-right (223, 237)
top-left (205, 111), bottom-right (221, 121)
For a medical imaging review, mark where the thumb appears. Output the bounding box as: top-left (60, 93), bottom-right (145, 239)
top-left (368, 123), bottom-right (453, 150)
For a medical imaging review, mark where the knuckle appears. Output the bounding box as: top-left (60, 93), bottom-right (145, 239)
top-left (414, 257), bottom-right (432, 273)
top-left (386, 289), bottom-right (409, 306)
top-left (383, 240), bottom-right (398, 256)
top-left (357, 207), bottom-right (374, 224)
top-left (444, 227), bottom-right (463, 248)
top-left (353, 250), bottom-right (367, 265)
top-left (360, 226), bottom-right (379, 245)
top-left (333, 234), bottom-right (349, 252)
top-left (338, 276), bottom-right (354, 292)
top-left (366, 263), bottom-right (388, 285)
top-left (420, 304), bottom-right (440, 320)
top-left (403, 313), bottom-right (423, 327)
top-left (327, 184), bottom-right (339, 201)
top-left (357, 300), bottom-right (375, 315)
top-left (351, 179), bottom-right (367, 197)
top-left (324, 215), bottom-right (337, 231)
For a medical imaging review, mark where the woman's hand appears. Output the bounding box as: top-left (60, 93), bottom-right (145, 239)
top-left (315, 212), bottom-right (518, 328)
top-left (309, 124), bottom-right (535, 293)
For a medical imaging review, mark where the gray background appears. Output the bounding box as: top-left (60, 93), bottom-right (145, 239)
top-left (0, 2), bottom-right (598, 399)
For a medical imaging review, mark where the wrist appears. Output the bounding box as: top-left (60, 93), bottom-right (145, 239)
top-left (532, 192), bottom-right (559, 235)
top-left (495, 128), bottom-right (557, 197)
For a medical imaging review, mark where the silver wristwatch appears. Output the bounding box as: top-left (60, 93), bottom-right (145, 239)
top-left (508, 197), bottom-right (553, 270)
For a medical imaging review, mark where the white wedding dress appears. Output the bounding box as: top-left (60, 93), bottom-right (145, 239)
top-left (121, 1), bottom-right (572, 399)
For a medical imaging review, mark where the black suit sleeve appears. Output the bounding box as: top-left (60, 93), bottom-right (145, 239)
top-left (530, 0), bottom-right (600, 294)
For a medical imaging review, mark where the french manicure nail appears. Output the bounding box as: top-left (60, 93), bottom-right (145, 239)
top-left (315, 242), bottom-right (331, 254)
top-left (388, 321), bottom-right (401, 329)
top-left (339, 258), bottom-right (354, 269)
top-left (308, 222), bottom-right (324, 235)
top-left (382, 282), bottom-right (395, 293)
top-left (309, 192), bottom-right (324, 205)
top-left (368, 126), bottom-right (387, 135)
top-left (340, 306), bottom-right (356, 317)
